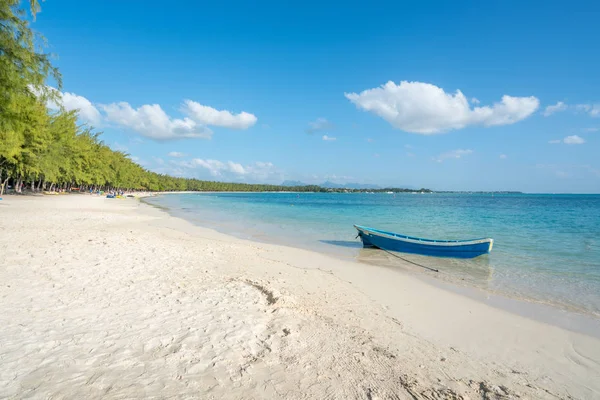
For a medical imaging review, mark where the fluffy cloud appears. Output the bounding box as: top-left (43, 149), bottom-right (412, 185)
top-left (563, 135), bottom-right (585, 144)
top-left (177, 159), bottom-right (232, 176)
top-left (499, 154), bottom-right (507, 159)
top-left (44, 87), bottom-right (102, 125)
top-left (576, 104), bottom-right (600, 117)
top-left (102, 102), bottom-right (212, 141)
top-left (345, 81), bottom-right (539, 134)
top-left (434, 149), bottom-right (473, 163)
top-left (167, 151), bottom-right (187, 158)
top-left (322, 135), bottom-right (336, 141)
top-left (177, 158), bottom-right (279, 181)
top-left (42, 87), bottom-right (258, 140)
top-left (182, 100), bottom-right (257, 129)
top-left (245, 162), bottom-right (278, 181)
top-left (306, 118), bottom-right (334, 134)
top-left (543, 101), bottom-right (568, 117)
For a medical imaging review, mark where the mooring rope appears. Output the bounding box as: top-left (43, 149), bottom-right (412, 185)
top-left (379, 248), bottom-right (439, 273)
top-left (356, 233), bottom-right (440, 273)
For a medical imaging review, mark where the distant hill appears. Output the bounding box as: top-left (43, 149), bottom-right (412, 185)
top-left (282, 180), bottom-right (381, 189)
top-left (320, 181), bottom-right (382, 190)
top-left (281, 180), bottom-right (308, 187)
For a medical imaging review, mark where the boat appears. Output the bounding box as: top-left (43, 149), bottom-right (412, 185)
top-left (354, 225), bottom-right (493, 259)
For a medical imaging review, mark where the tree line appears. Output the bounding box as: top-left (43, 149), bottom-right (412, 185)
top-left (0, 1), bottom-right (428, 196)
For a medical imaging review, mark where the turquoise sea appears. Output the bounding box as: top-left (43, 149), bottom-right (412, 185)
top-left (144, 192), bottom-right (600, 316)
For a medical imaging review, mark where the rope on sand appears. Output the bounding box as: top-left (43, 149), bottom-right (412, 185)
top-left (379, 248), bottom-right (440, 273)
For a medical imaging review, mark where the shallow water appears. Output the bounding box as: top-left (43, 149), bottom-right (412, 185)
top-left (144, 192), bottom-right (600, 316)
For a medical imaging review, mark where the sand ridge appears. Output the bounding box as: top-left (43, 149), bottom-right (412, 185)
top-left (1, 195), bottom-right (598, 399)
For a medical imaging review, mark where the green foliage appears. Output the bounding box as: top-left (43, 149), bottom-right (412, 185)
top-left (0, 0), bottom-right (61, 117)
top-left (0, 1), bottom-right (428, 194)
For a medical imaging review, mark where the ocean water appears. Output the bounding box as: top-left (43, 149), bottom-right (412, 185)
top-left (144, 192), bottom-right (600, 316)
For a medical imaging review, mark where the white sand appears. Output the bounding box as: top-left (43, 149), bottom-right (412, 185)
top-left (0, 194), bottom-right (599, 399)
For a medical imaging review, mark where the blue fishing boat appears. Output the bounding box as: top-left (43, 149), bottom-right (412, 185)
top-left (354, 225), bottom-right (493, 259)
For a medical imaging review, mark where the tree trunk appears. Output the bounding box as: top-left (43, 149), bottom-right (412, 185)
top-left (37, 178), bottom-right (43, 191)
top-left (0, 177), bottom-right (8, 197)
top-left (16, 176), bottom-right (22, 193)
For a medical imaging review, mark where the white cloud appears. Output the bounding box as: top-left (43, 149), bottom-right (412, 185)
top-left (471, 97), bottom-right (480, 104)
top-left (181, 159), bottom-right (225, 176)
top-left (61, 92), bottom-right (102, 125)
top-left (167, 151), bottom-right (187, 158)
top-left (245, 162), bottom-right (278, 181)
top-left (563, 135), bottom-right (585, 145)
top-left (182, 100), bottom-right (257, 129)
top-left (366, 138), bottom-right (374, 142)
top-left (45, 87), bottom-right (102, 125)
top-left (227, 161), bottom-right (246, 175)
top-left (102, 102), bottom-right (212, 141)
top-left (345, 81), bottom-right (539, 134)
top-left (434, 149), bottom-right (473, 163)
top-left (322, 135), bottom-right (337, 141)
top-left (306, 118), bottom-right (334, 134)
top-left (576, 104), bottom-right (600, 117)
top-left (550, 135), bottom-right (586, 145)
top-left (582, 127), bottom-right (598, 133)
top-left (177, 158), bottom-right (279, 182)
top-left (41, 87), bottom-right (258, 140)
top-left (543, 101), bottom-right (568, 117)
top-left (499, 154), bottom-right (507, 159)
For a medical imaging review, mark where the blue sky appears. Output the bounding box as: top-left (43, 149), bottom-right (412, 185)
top-left (34, 0), bottom-right (599, 192)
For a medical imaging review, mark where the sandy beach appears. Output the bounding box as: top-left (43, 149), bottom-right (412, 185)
top-left (1, 194), bottom-right (599, 399)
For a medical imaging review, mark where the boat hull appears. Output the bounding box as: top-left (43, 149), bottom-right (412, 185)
top-left (355, 225), bottom-right (492, 259)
